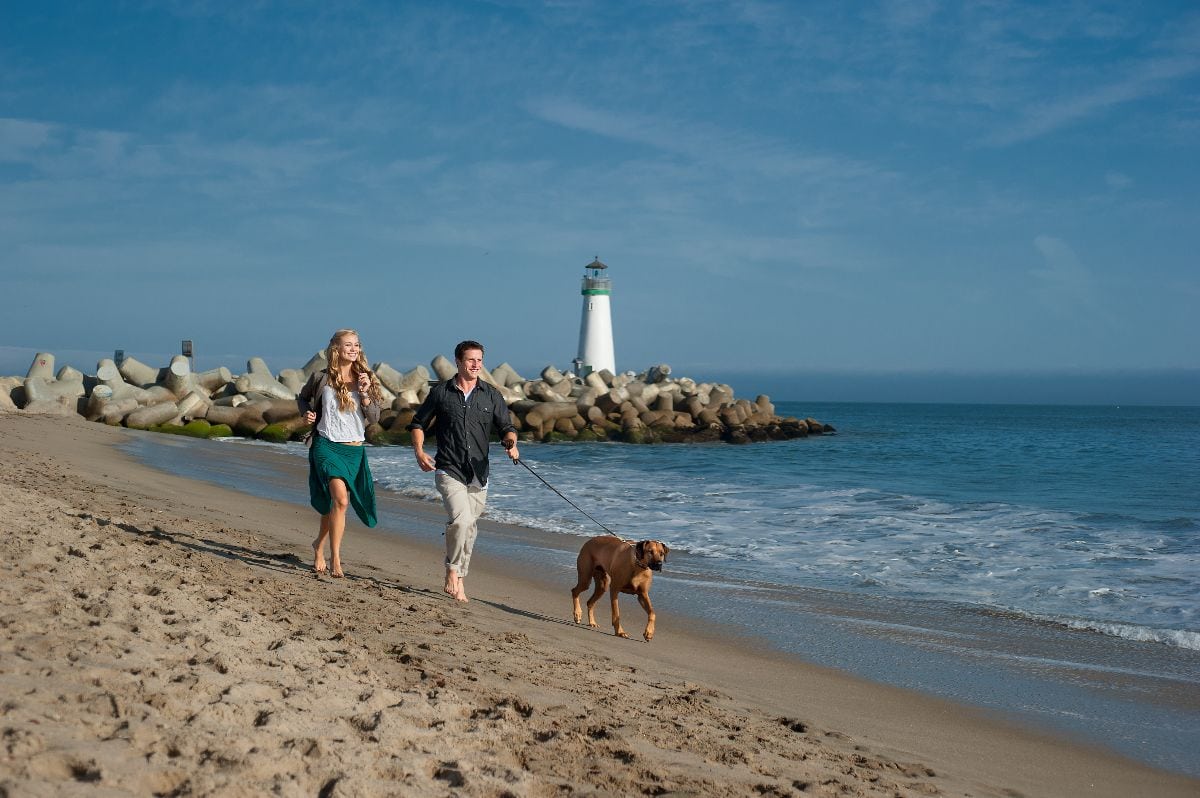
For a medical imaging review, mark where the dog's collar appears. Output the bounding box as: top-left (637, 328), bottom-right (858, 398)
top-left (626, 539), bottom-right (650, 570)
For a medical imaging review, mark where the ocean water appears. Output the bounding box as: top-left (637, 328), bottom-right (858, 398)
top-left (356, 401), bottom-right (1200, 651)
top-left (125, 400), bottom-right (1200, 774)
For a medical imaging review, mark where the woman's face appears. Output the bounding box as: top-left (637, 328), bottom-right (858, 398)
top-left (336, 335), bottom-right (361, 363)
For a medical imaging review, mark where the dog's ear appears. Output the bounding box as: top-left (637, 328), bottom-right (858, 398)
top-left (660, 543), bottom-right (670, 559)
top-left (636, 541), bottom-right (645, 561)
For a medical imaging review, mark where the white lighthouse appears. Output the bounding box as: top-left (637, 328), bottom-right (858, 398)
top-left (576, 256), bottom-right (615, 376)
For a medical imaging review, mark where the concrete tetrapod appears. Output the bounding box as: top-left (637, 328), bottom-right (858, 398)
top-left (431, 355), bottom-right (456, 381)
top-left (205, 404), bottom-right (247, 428)
top-left (100, 397), bottom-right (139, 425)
top-left (584, 371), bottom-right (608, 392)
top-left (247, 357), bottom-right (273, 377)
top-left (374, 363), bottom-right (405, 393)
top-left (301, 352), bottom-right (327, 378)
top-left (278, 369), bottom-right (306, 395)
top-left (85, 386), bottom-right (114, 421)
top-left (164, 355), bottom-right (199, 399)
top-left (118, 356), bottom-right (161, 388)
top-left (235, 372), bottom-right (294, 401)
top-left (23, 374), bottom-right (85, 404)
top-left (491, 362), bottom-right (524, 388)
top-left (196, 367), bottom-right (233, 393)
top-left (541, 365), bottom-right (567, 385)
top-left (125, 401), bottom-right (181, 429)
top-left (26, 353), bottom-right (56, 381)
top-left (399, 365), bottom-right (431, 393)
top-left (95, 359), bottom-right (148, 404)
top-left (525, 400), bottom-right (579, 438)
top-left (176, 390), bottom-right (212, 422)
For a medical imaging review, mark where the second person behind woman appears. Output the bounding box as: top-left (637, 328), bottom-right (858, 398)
top-left (297, 328), bottom-right (383, 578)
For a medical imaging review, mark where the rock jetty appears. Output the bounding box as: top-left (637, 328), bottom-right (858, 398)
top-left (2, 352), bottom-right (834, 445)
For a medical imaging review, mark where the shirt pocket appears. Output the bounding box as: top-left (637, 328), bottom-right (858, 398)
top-left (469, 404), bottom-right (492, 428)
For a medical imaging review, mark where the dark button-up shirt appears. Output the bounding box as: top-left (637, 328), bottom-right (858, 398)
top-left (407, 378), bottom-right (516, 487)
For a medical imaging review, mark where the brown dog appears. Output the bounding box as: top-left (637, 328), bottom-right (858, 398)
top-left (571, 535), bottom-right (669, 641)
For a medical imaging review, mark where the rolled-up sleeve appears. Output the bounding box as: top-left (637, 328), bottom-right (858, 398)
top-left (363, 397), bottom-right (381, 426)
top-left (407, 385), bottom-right (439, 432)
top-left (491, 389), bottom-right (516, 437)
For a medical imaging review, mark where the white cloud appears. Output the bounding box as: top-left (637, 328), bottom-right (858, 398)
top-left (0, 118), bottom-right (55, 162)
top-left (1105, 171), bottom-right (1133, 190)
top-left (1030, 235), bottom-right (1103, 318)
top-left (524, 96), bottom-right (894, 194)
top-left (878, 0), bottom-right (940, 31)
top-left (983, 53), bottom-right (1200, 147)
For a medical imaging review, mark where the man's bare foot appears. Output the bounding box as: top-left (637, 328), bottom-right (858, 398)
top-left (444, 569), bottom-right (459, 599)
top-left (454, 581), bottom-right (469, 603)
top-left (312, 539), bottom-right (327, 574)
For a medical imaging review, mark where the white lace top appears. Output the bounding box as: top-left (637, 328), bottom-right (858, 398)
top-left (316, 385), bottom-right (366, 442)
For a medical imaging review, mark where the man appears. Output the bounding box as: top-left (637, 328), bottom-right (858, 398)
top-left (408, 340), bottom-right (519, 602)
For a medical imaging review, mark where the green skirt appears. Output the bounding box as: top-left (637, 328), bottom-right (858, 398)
top-left (308, 434), bottom-right (377, 527)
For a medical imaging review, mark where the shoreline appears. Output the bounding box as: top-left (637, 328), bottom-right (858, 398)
top-left (123, 426), bottom-right (1200, 776)
top-left (2, 414), bottom-right (1197, 796)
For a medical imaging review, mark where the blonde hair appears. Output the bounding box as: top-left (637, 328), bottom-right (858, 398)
top-left (325, 328), bottom-right (383, 413)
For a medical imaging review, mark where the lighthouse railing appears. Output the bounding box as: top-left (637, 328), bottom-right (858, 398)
top-left (581, 276), bottom-right (612, 291)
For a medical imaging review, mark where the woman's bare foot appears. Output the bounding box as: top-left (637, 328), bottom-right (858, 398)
top-left (330, 556), bottom-right (345, 578)
top-left (311, 539), bottom-right (327, 574)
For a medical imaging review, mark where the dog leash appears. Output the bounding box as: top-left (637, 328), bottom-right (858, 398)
top-left (513, 457), bottom-right (618, 537)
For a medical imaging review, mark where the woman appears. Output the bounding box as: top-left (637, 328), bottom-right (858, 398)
top-left (297, 329), bottom-right (383, 577)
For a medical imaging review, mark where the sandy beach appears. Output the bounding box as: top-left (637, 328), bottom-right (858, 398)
top-left (1, 413), bottom-right (1196, 797)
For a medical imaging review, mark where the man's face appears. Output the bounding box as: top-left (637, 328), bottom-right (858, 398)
top-left (456, 348), bottom-right (483, 382)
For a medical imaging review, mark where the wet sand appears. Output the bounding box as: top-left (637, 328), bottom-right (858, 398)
top-left (2, 413), bottom-right (1196, 797)
top-left (122, 428), bottom-right (1200, 777)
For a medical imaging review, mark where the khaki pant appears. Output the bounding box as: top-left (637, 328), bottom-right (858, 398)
top-left (435, 471), bottom-right (487, 578)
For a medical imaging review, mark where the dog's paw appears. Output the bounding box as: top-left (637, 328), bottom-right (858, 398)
top-left (643, 630), bottom-right (654, 641)
top-left (616, 630), bottom-right (629, 639)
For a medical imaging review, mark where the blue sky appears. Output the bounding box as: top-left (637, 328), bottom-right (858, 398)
top-left (2, 2), bottom-right (1198, 402)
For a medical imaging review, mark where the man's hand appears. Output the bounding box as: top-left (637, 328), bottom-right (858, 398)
top-left (415, 449), bottom-right (436, 472)
top-left (502, 436), bottom-right (520, 463)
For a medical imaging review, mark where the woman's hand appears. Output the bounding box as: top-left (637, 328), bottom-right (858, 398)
top-left (357, 372), bottom-right (372, 402)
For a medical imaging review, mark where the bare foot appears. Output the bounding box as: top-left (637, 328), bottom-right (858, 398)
top-left (330, 555), bottom-right (344, 578)
top-left (312, 539), bottom-right (327, 574)
top-left (443, 569), bottom-right (459, 599)
top-left (454, 581), bottom-right (469, 603)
